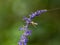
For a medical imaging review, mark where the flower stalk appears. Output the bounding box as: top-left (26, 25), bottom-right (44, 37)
top-left (18, 9), bottom-right (47, 45)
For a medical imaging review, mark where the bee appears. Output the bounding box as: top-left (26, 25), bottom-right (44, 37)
top-left (31, 21), bottom-right (38, 25)
top-left (30, 21), bottom-right (38, 28)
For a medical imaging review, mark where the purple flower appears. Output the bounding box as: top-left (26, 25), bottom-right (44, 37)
top-left (30, 13), bottom-right (36, 19)
top-left (19, 9), bottom-right (47, 45)
top-left (18, 41), bottom-right (22, 45)
top-left (20, 35), bottom-right (28, 43)
top-left (30, 9), bottom-right (47, 19)
top-left (20, 38), bottom-right (28, 43)
top-left (18, 41), bottom-right (27, 45)
top-left (23, 30), bottom-right (32, 36)
top-left (24, 43), bottom-right (27, 45)
top-left (20, 35), bottom-right (26, 40)
top-left (23, 16), bottom-right (28, 20)
top-left (19, 26), bottom-right (28, 31)
top-left (26, 18), bottom-right (31, 24)
top-left (35, 9), bottom-right (47, 16)
top-left (23, 17), bottom-right (31, 24)
top-left (26, 30), bottom-right (32, 35)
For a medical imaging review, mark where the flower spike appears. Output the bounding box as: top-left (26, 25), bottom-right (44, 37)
top-left (18, 9), bottom-right (47, 45)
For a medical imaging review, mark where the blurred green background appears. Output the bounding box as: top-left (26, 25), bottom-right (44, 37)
top-left (0, 0), bottom-right (60, 45)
